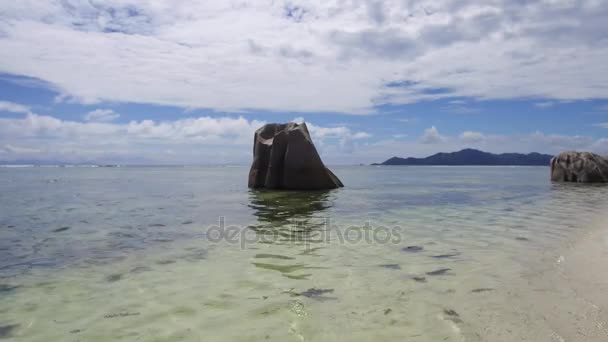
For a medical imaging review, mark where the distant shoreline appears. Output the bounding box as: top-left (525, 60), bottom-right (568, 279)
top-left (375, 148), bottom-right (553, 166)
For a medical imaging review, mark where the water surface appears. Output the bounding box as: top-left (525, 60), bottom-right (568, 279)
top-left (0, 166), bottom-right (606, 341)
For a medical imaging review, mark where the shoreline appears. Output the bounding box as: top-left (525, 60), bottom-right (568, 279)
top-left (548, 217), bottom-right (608, 341)
top-left (485, 214), bottom-right (608, 341)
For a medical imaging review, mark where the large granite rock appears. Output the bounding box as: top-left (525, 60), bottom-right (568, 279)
top-left (550, 151), bottom-right (608, 183)
top-left (248, 122), bottom-right (344, 190)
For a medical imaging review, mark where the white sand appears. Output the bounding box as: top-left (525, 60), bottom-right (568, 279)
top-left (465, 217), bottom-right (608, 342)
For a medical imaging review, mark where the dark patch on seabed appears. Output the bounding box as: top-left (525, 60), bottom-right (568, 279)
top-left (52, 226), bottom-right (70, 233)
top-left (104, 312), bottom-right (140, 319)
top-left (402, 246), bottom-right (424, 253)
top-left (0, 324), bottom-right (19, 339)
top-left (431, 253), bottom-right (460, 259)
top-left (443, 309), bottom-right (463, 323)
top-left (156, 259), bottom-right (176, 265)
top-left (426, 268), bottom-right (451, 276)
top-left (292, 288), bottom-right (337, 301)
top-left (379, 264), bottom-right (401, 270)
top-left (105, 273), bottom-right (123, 282)
top-left (130, 266), bottom-right (152, 274)
top-left (255, 254), bottom-right (295, 260)
top-left (0, 284), bottom-right (20, 293)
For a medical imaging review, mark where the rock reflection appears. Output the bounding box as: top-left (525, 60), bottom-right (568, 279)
top-left (248, 190), bottom-right (334, 279)
top-left (248, 190), bottom-right (333, 242)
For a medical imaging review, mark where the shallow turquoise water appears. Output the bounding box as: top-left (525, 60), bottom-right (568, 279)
top-left (0, 166), bottom-right (607, 341)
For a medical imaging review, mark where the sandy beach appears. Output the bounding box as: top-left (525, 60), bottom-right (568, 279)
top-left (468, 215), bottom-right (608, 342)
top-left (537, 217), bottom-right (608, 341)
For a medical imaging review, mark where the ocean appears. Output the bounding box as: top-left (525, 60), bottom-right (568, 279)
top-left (1, 166), bottom-right (607, 341)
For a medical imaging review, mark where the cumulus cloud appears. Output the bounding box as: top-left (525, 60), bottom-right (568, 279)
top-left (0, 109), bottom-right (266, 163)
top-left (420, 126), bottom-right (446, 144)
top-left (0, 113), bottom-right (264, 143)
top-left (84, 109), bottom-right (120, 122)
top-left (0, 106), bottom-right (370, 163)
top-left (0, 1), bottom-right (607, 113)
top-left (292, 117), bottom-right (371, 153)
top-left (0, 100), bottom-right (31, 114)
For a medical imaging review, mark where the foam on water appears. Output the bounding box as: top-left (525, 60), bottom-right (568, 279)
top-left (0, 166), bottom-right (607, 341)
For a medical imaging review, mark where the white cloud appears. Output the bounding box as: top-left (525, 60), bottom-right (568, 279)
top-left (591, 138), bottom-right (608, 155)
top-left (441, 105), bottom-right (481, 114)
top-left (420, 126), bottom-right (446, 144)
top-left (535, 101), bottom-right (554, 108)
top-left (0, 144), bottom-right (41, 154)
top-left (0, 110), bottom-right (266, 163)
top-left (0, 100), bottom-right (31, 114)
top-left (0, 1), bottom-right (607, 113)
top-left (594, 122), bottom-right (608, 128)
top-left (292, 117), bottom-right (371, 154)
top-left (84, 109), bottom-right (120, 122)
top-left (449, 100), bottom-right (467, 105)
top-left (0, 104), bottom-right (604, 164)
top-left (331, 130), bottom-right (608, 164)
top-left (0, 106), bottom-right (371, 163)
top-left (460, 131), bottom-right (485, 143)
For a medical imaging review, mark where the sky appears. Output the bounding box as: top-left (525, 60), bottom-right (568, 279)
top-left (0, 0), bottom-right (607, 165)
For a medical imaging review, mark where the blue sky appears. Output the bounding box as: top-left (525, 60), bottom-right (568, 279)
top-left (1, 1), bottom-right (607, 164)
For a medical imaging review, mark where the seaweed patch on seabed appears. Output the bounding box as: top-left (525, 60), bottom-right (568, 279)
top-left (0, 324), bottom-right (20, 339)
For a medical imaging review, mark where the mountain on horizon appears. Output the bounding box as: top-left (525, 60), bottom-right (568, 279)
top-left (376, 149), bottom-right (554, 166)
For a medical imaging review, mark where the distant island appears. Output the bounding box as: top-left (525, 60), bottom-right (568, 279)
top-left (374, 149), bottom-right (553, 166)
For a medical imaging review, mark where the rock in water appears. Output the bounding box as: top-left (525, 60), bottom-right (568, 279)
top-left (248, 123), bottom-right (344, 190)
top-left (551, 151), bottom-right (608, 183)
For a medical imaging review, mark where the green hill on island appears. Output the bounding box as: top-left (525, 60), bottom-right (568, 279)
top-left (376, 149), bottom-right (553, 166)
